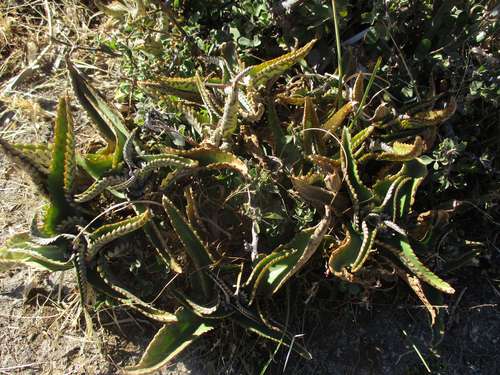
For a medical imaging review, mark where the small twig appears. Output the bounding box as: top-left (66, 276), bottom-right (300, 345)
top-left (150, 273), bottom-right (179, 304)
top-left (155, 0), bottom-right (187, 39)
top-left (0, 41), bottom-right (53, 98)
top-left (57, 270), bottom-right (65, 304)
top-left (391, 313), bottom-right (431, 373)
top-left (386, 22), bottom-right (421, 103)
top-left (198, 216), bottom-right (232, 238)
top-left (50, 37), bottom-right (121, 57)
top-left (0, 311), bottom-right (65, 319)
top-left (43, 0), bottom-right (53, 38)
top-left (395, 350), bottom-right (416, 366)
top-left (0, 362), bottom-right (48, 371)
top-left (486, 279), bottom-right (500, 299)
top-left (450, 287), bottom-right (467, 315)
top-left (283, 333), bottom-right (305, 372)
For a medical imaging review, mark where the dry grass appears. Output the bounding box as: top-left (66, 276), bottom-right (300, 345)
top-left (0, 0), bottom-right (120, 241)
top-left (0, 2), bottom-right (122, 373)
top-left (0, 3), bottom-right (204, 373)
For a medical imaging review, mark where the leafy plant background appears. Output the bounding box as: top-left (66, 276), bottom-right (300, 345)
top-left (0, 0), bottom-right (499, 374)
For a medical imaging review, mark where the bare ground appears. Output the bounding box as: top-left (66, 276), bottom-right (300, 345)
top-left (1, 253), bottom-right (499, 374)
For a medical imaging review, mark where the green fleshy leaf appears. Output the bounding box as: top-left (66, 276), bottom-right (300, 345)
top-left (133, 203), bottom-right (183, 274)
top-left (162, 196), bottom-right (214, 295)
top-left (422, 282), bottom-right (446, 346)
top-left (323, 102), bottom-right (356, 139)
top-left (376, 232), bottom-right (454, 294)
top-left (170, 288), bottom-right (231, 319)
top-left (0, 137), bottom-right (49, 196)
top-left (248, 39), bottom-right (317, 89)
top-left (63, 97), bottom-right (77, 200)
top-left (351, 221), bottom-right (377, 272)
top-left (372, 176), bottom-right (410, 222)
top-left (165, 147), bottom-right (248, 172)
top-left (212, 77), bottom-right (239, 146)
top-left (87, 267), bottom-right (177, 322)
top-left (422, 247), bottom-right (482, 346)
top-left (247, 209), bottom-right (329, 298)
top-left (149, 75), bottom-right (200, 93)
top-left (376, 137), bottom-right (424, 161)
top-left (341, 127), bottom-right (378, 209)
top-left (221, 41), bottom-right (242, 79)
top-left (395, 159), bottom-right (427, 221)
top-left (329, 220), bottom-right (372, 273)
top-left (44, 96), bottom-right (77, 234)
top-left (158, 147), bottom-right (248, 189)
top-left (87, 211), bottom-right (149, 258)
top-left (67, 58), bottom-right (129, 167)
top-left (438, 248), bottom-right (484, 275)
top-left (350, 125), bottom-right (374, 151)
top-left (302, 97), bottom-right (322, 156)
top-left (76, 153), bottom-right (114, 179)
top-left (8, 143), bottom-right (53, 168)
top-left (124, 308), bottom-right (219, 374)
top-left (232, 309), bottom-right (311, 360)
top-left (0, 232), bottom-right (71, 272)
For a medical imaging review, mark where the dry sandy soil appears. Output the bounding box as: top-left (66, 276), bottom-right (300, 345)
top-left (1, 249), bottom-right (499, 374)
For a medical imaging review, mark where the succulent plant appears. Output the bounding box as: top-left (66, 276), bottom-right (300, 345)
top-left (0, 31), bottom-right (481, 373)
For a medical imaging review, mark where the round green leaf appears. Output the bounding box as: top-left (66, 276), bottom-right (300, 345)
top-left (476, 31), bottom-right (486, 43)
top-left (229, 26), bottom-right (240, 41)
top-left (252, 35), bottom-right (261, 47)
top-left (238, 36), bottom-right (253, 47)
top-left (418, 39), bottom-right (432, 55)
top-left (349, 283), bottom-right (360, 295)
top-left (339, 281), bottom-right (348, 292)
top-left (419, 155), bottom-right (434, 165)
top-left (361, 12), bottom-right (374, 25)
top-left (376, 24), bottom-right (388, 41)
top-left (364, 28), bottom-right (379, 45)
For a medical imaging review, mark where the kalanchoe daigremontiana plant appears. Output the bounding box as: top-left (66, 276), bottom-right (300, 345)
top-left (0, 29), bottom-right (481, 373)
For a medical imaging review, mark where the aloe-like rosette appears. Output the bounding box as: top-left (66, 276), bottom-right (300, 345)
top-left (0, 24), bottom-right (478, 374)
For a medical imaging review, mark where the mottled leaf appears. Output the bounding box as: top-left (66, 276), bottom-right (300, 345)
top-left (44, 95), bottom-right (78, 235)
top-left (124, 308), bottom-right (219, 374)
top-left (323, 102), bottom-right (356, 140)
top-left (232, 302), bottom-right (311, 359)
top-left (162, 196), bottom-right (215, 295)
top-left (302, 97), bottom-right (322, 155)
top-left (67, 58), bottom-right (129, 166)
top-left (88, 266), bottom-right (177, 322)
top-left (0, 137), bottom-right (49, 196)
top-left (246, 209), bottom-right (330, 299)
top-left (399, 97), bottom-right (457, 129)
top-left (329, 220), bottom-right (373, 273)
top-left (133, 203), bottom-right (183, 274)
top-left (0, 232), bottom-right (72, 272)
top-left (87, 210), bottom-right (149, 259)
top-left (376, 137), bottom-right (424, 161)
top-left (376, 232), bottom-right (455, 294)
top-left (248, 39), bottom-right (317, 89)
top-left (341, 127), bottom-right (377, 212)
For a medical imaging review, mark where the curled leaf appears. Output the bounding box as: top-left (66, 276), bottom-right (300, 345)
top-left (124, 308), bottom-right (219, 374)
